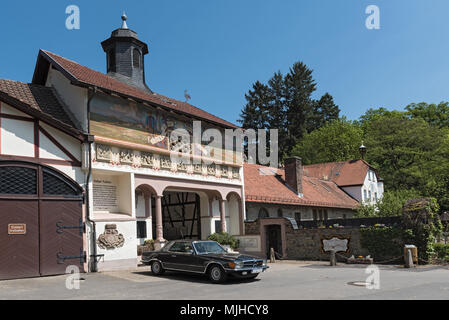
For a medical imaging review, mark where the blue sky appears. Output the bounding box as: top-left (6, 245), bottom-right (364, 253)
top-left (1, 0), bottom-right (449, 125)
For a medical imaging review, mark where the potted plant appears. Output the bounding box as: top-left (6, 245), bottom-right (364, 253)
top-left (207, 232), bottom-right (240, 251)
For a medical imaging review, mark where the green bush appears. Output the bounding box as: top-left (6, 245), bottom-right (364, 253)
top-left (207, 232), bottom-right (240, 250)
top-left (433, 243), bottom-right (449, 261)
top-left (360, 226), bottom-right (406, 262)
top-left (355, 189), bottom-right (422, 218)
top-left (402, 198), bottom-right (442, 262)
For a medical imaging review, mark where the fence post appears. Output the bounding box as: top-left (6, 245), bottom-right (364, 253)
top-left (405, 249), bottom-right (414, 268)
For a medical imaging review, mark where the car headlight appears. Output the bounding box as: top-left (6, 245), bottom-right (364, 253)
top-left (262, 259), bottom-right (267, 267)
top-left (227, 262), bottom-right (244, 269)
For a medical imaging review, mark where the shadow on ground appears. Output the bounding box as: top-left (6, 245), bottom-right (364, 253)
top-left (132, 270), bottom-right (261, 285)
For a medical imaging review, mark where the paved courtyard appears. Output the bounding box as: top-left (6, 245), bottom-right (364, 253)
top-left (1, 261), bottom-right (449, 300)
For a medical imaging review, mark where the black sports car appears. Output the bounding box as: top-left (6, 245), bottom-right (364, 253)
top-left (141, 240), bottom-right (268, 283)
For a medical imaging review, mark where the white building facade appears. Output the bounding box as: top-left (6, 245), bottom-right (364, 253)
top-left (0, 17), bottom-right (245, 279)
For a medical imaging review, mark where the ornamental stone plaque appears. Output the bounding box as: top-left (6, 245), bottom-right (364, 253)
top-left (322, 237), bottom-right (349, 253)
top-left (97, 224), bottom-right (125, 249)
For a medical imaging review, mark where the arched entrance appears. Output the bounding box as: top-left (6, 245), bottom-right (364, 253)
top-left (0, 161), bottom-right (84, 280)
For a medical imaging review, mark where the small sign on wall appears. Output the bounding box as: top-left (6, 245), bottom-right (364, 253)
top-left (235, 235), bottom-right (261, 252)
top-left (284, 217), bottom-right (299, 230)
top-left (8, 224), bottom-right (26, 235)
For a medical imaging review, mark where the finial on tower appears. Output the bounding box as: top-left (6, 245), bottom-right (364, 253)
top-left (121, 12), bottom-right (128, 29)
top-left (359, 141), bottom-right (367, 160)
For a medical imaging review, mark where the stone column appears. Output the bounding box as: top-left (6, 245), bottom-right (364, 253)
top-left (154, 195), bottom-right (165, 248)
top-left (220, 199), bottom-right (227, 233)
top-left (238, 199), bottom-right (244, 235)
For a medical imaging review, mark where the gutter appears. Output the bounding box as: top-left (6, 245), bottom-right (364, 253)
top-left (85, 86), bottom-right (100, 272)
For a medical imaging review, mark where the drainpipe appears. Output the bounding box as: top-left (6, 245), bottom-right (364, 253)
top-left (85, 86), bottom-right (98, 272)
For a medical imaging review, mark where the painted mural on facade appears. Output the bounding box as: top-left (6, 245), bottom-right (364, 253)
top-left (90, 93), bottom-right (241, 164)
top-left (90, 92), bottom-right (195, 150)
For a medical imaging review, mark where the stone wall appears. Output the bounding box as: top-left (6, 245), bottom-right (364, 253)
top-left (245, 219), bottom-right (369, 261)
top-left (245, 220), bottom-right (260, 235)
top-left (285, 226), bottom-right (368, 261)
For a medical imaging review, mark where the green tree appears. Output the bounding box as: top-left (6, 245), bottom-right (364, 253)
top-left (376, 189), bottom-right (422, 217)
top-left (291, 118), bottom-right (363, 164)
top-left (362, 109), bottom-right (449, 212)
top-left (284, 61), bottom-right (317, 154)
top-left (238, 81), bottom-right (270, 161)
top-left (355, 189), bottom-right (422, 218)
top-left (308, 93), bottom-right (340, 132)
top-left (267, 72), bottom-right (288, 159)
top-left (239, 61), bottom-right (340, 163)
top-left (406, 102), bottom-right (449, 129)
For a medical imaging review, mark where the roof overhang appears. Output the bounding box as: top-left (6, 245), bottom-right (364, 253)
top-left (0, 91), bottom-right (87, 142)
top-left (32, 50), bottom-right (240, 130)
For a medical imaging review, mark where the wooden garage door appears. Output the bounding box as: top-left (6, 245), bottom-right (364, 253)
top-left (0, 200), bottom-right (40, 280)
top-left (0, 162), bottom-right (84, 280)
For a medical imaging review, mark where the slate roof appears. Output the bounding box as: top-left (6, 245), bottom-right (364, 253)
top-left (35, 50), bottom-right (239, 129)
top-left (244, 163), bottom-right (360, 209)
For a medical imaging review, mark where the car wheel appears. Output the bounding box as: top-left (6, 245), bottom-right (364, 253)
top-left (151, 261), bottom-right (165, 275)
top-left (208, 265), bottom-right (227, 283)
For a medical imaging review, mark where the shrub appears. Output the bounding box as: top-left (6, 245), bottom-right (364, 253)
top-left (433, 243), bottom-right (449, 261)
top-left (360, 226), bottom-right (406, 262)
top-left (207, 232), bottom-right (240, 250)
top-left (402, 198), bottom-right (442, 262)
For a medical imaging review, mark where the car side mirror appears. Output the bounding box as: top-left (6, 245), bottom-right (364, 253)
top-left (187, 249), bottom-right (194, 255)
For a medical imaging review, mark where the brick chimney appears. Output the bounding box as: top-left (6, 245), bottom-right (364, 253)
top-left (284, 157), bottom-right (303, 197)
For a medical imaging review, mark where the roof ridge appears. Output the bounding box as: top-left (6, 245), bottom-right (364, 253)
top-left (303, 160), bottom-right (352, 167)
top-left (40, 49), bottom-right (239, 129)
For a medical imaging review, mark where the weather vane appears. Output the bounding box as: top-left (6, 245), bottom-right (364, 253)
top-left (184, 90), bottom-right (191, 102)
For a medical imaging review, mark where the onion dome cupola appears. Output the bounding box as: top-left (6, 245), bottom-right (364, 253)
top-left (101, 13), bottom-right (151, 92)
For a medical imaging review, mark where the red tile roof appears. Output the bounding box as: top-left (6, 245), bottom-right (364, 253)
top-left (38, 50), bottom-right (239, 129)
top-left (303, 160), bottom-right (372, 187)
top-left (0, 79), bottom-right (84, 140)
top-left (244, 163), bottom-right (359, 209)
top-left (0, 79), bottom-right (75, 126)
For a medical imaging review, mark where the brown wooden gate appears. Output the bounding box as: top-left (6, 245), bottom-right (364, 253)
top-left (0, 161), bottom-right (84, 280)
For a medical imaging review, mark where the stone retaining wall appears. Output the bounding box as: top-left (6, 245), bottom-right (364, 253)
top-left (285, 227), bottom-right (368, 261)
top-left (245, 219), bottom-right (369, 261)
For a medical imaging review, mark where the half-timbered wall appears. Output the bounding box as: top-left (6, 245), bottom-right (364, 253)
top-left (0, 102), bottom-right (84, 183)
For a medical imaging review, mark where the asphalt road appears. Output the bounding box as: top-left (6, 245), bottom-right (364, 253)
top-left (1, 261), bottom-right (449, 300)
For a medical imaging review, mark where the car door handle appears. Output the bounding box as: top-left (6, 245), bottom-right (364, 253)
top-left (171, 255), bottom-right (177, 258)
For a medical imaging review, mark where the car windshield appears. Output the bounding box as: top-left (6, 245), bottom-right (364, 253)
top-left (193, 241), bottom-right (226, 254)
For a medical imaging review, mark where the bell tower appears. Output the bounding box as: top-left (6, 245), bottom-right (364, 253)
top-left (101, 13), bottom-right (150, 92)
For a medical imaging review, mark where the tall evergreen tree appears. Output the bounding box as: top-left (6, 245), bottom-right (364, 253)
top-left (309, 93), bottom-right (340, 131)
top-left (267, 72), bottom-right (288, 159)
top-left (238, 81), bottom-right (270, 162)
top-left (284, 62), bottom-right (316, 155)
top-left (239, 61), bottom-right (340, 163)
